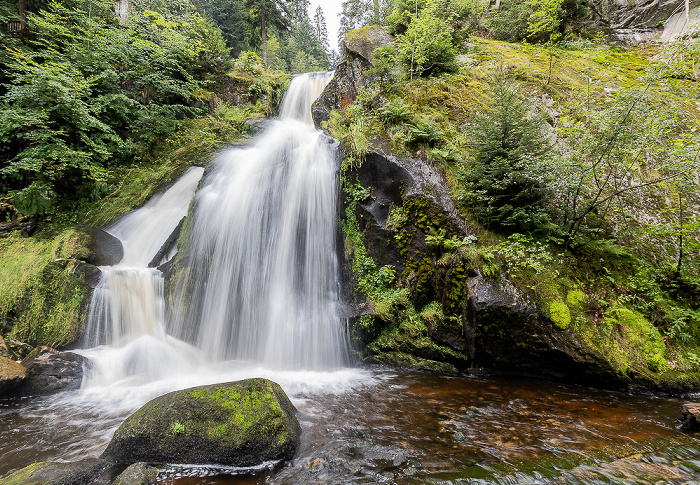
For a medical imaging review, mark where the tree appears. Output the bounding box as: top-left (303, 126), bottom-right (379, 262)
top-left (395, 0), bottom-right (457, 94)
top-left (192, 0), bottom-right (250, 55)
top-left (548, 89), bottom-right (698, 249)
top-left (526, 0), bottom-right (564, 84)
top-left (460, 67), bottom-right (550, 233)
top-left (289, 0), bottom-right (309, 22)
top-left (313, 5), bottom-right (329, 52)
top-left (285, 15), bottom-right (327, 72)
top-left (244, 0), bottom-right (291, 66)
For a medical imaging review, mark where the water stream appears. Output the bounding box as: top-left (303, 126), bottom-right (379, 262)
top-left (0, 73), bottom-right (698, 483)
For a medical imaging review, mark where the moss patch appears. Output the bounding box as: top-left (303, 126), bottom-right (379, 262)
top-left (549, 301), bottom-right (572, 330)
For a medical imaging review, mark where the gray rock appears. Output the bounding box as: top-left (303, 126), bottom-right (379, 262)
top-left (101, 378), bottom-right (301, 467)
top-left (113, 462), bottom-right (159, 485)
top-left (244, 117), bottom-right (273, 134)
top-left (589, 0), bottom-right (698, 29)
top-left (0, 356), bottom-right (27, 396)
top-left (11, 347), bottom-right (87, 397)
top-left (0, 458), bottom-right (105, 485)
top-left (344, 26), bottom-right (395, 64)
top-left (74, 227), bottom-right (124, 267)
top-left (681, 403), bottom-right (700, 430)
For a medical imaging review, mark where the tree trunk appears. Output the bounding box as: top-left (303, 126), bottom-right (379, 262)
top-left (685, 0), bottom-right (690, 26)
top-left (261, 8), bottom-right (268, 67)
top-left (18, 0), bottom-right (27, 28)
top-left (115, 0), bottom-right (129, 25)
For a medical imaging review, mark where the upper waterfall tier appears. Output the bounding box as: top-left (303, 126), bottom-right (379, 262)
top-left (279, 72), bottom-right (333, 124)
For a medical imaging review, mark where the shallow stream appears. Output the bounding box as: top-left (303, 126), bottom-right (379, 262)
top-left (1, 367), bottom-right (696, 484)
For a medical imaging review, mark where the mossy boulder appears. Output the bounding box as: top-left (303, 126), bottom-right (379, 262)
top-left (113, 462), bottom-right (159, 485)
top-left (0, 458), bottom-right (105, 485)
top-left (101, 378), bottom-right (301, 467)
top-left (0, 356), bottom-right (27, 395)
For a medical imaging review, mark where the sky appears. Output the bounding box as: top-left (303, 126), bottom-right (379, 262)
top-left (308, 0), bottom-right (344, 52)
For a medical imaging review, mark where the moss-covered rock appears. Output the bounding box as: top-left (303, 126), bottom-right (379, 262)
top-left (113, 462), bottom-right (159, 485)
top-left (101, 378), bottom-right (301, 467)
top-left (0, 459), bottom-right (105, 485)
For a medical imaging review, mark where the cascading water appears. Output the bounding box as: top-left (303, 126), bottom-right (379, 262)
top-left (168, 72), bottom-right (349, 370)
top-left (83, 72), bottom-right (349, 389)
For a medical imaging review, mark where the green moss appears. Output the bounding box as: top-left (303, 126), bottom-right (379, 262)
top-left (567, 289), bottom-right (586, 306)
top-left (549, 301), bottom-right (572, 330)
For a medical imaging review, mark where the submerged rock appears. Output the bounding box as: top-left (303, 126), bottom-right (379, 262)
top-left (101, 378), bottom-right (301, 467)
top-left (0, 458), bottom-right (105, 485)
top-left (0, 356), bottom-right (28, 396)
top-left (10, 347), bottom-right (86, 397)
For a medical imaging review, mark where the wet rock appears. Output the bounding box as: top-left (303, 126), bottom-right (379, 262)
top-left (74, 226), bottom-right (124, 266)
top-left (0, 356), bottom-right (28, 395)
top-left (101, 378), bottom-right (301, 467)
top-left (312, 26), bottom-right (394, 127)
top-left (589, 0), bottom-right (696, 30)
top-left (681, 403), bottom-right (700, 430)
top-left (11, 347), bottom-right (86, 397)
top-left (0, 335), bottom-right (15, 360)
top-left (148, 217), bottom-right (185, 268)
top-left (113, 462), bottom-right (159, 485)
top-left (0, 458), bottom-right (105, 485)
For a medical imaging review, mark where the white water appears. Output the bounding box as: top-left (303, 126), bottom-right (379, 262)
top-left (168, 71), bottom-right (350, 370)
top-left (79, 71), bottom-right (352, 400)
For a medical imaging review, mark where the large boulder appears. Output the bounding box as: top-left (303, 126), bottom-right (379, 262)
top-left (101, 378), bottom-right (302, 467)
top-left (10, 347), bottom-right (86, 397)
top-left (0, 356), bottom-right (27, 395)
top-left (73, 226), bottom-right (124, 267)
top-left (0, 459), bottom-right (105, 485)
top-left (312, 26), bottom-right (394, 127)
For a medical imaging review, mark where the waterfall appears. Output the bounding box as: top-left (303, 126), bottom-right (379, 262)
top-left (83, 72), bottom-right (349, 387)
top-left (169, 72), bottom-right (350, 370)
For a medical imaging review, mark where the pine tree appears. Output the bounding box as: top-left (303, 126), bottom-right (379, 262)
top-left (313, 5), bottom-right (329, 51)
top-left (243, 0), bottom-right (292, 66)
top-left (461, 67), bottom-right (550, 233)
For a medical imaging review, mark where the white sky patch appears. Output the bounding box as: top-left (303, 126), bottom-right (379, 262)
top-left (309, 0), bottom-right (344, 52)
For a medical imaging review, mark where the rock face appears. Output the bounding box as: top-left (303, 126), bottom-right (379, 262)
top-left (312, 26), bottom-right (394, 127)
top-left (10, 347), bottom-right (86, 397)
top-left (681, 403), bottom-right (700, 430)
top-left (0, 356), bottom-right (28, 395)
top-left (589, 0), bottom-right (699, 29)
top-left (101, 378), bottom-right (301, 467)
top-left (0, 459), bottom-right (105, 485)
top-left (340, 146), bottom-right (615, 381)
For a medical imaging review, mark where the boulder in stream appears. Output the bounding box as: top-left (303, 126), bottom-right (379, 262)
top-left (0, 356), bottom-right (28, 396)
top-left (681, 403), bottom-right (700, 430)
top-left (10, 347), bottom-right (87, 397)
top-left (113, 462), bottom-right (159, 485)
top-left (73, 226), bottom-right (124, 267)
top-left (101, 378), bottom-right (301, 467)
top-left (0, 458), bottom-right (105, 485)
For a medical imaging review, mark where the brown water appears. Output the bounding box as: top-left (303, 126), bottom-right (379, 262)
top-left (0, 369), bottom-right (696, 484)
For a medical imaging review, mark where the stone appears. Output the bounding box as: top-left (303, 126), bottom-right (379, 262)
top-left (312, 26), bottom-right (394, 127)
top-left (11, 347), bottom-right (86, 397)
top-left (0, 458), bottom-right (105, 485)
top-left (244, 117), bottom-right (273, 135)
top-left (101, 378), bottom-right (302, 467)
top-left (113, 462), bottom-right (159, 485)
top-left (0, 335), bottom-right (16, 360)
top-left (681, 403), bottom-right (700, 430)
top-left (0, 356), bottom-right (28, 396)
top-left (74, 226), bottom-right (124, 267)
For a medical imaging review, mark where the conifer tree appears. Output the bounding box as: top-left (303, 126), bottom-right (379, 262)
top-left (313, 5), bottom-right (329, 51)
